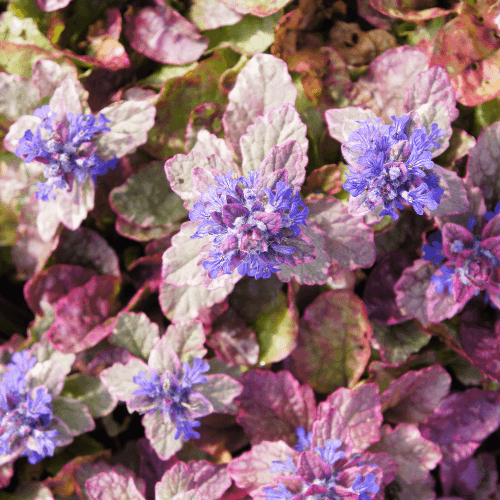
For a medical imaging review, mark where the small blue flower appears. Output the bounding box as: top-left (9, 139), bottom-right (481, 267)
top-left (132, 358), bottom-right (211, 441)
top-left (485, 202), bottom-right (500, 222)
top-left (0, 350), bottom-right (59, 464)
top-left (190, 171), bottom-right (309, 280)
top-left (430, 266), bottom-right (455, 294)
top-left (422, 231), bottom-right (445, 265)
top-left (351, 473), bottom-right (380, 499)
top-left (293, 426), bottom-right (312, 452)
top-left (343, 115), bottom-right (444, 220)
top-left (314, 439), bottom-right (346, 466)
top-left (15, 106), bottom-right (118, 201)
top-left (264, 483), bottom-right (294, 500)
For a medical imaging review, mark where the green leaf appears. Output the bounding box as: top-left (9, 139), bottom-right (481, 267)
top-left (0, 11), bottom-right (52, 50)
top-left (52, 397), bottom-right (95, 436)
top-left (144, 48), bottom-right (240, 159)
top-left (61, 373), bottom-right (117, 418)
top-left (140, 62), bottom-right (198, 87)
top-left (0, 202), bottom-right (18, 246)
top-left (110, 162), bottom-right (186, 230)
top-left (474, 97), bottom-right (500, 136)
top-left (110, 312), bottom-right (160, 361)
top-left (204, 13), bottom-right (280, 55)
top-left (252, 291), bottom-right (298, 365)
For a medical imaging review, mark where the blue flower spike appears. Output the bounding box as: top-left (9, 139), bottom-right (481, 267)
top-left (343, 114), bottom-right (445, 220)
top-left (189, 171), bottom-right (310, 280)
top-left (0, 350), bottom-right (59, 464)
top-left (15, 105), bottom-right (118, 201)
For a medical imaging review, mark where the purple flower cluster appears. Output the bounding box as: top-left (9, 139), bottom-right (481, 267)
top-left (189, 171), bottom-right (309, 280)
top-left (132, 358), bottom-right (211, 440)
top-left (15, 105), bottom-right (118, 201)
top-left (423, 208), bottom-right (500, 308)
top-left (0, 351), bottom-right (59, 464)
top-left (264, 428), bottom-right (380, 500)
top-left (343, 115), bottom-right (445, 219)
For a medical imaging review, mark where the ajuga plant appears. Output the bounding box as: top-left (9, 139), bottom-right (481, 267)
top-left (2, 3), bottom-right (500, 500)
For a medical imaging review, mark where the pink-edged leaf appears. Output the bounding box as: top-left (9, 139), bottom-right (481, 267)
top-left (155, 462), bottom-right (195, 500)
top-left (369, 0), bottom-right (449, 21)
top-left (100, 357), bottom-right (149, 404)
top-left (427, 165), bottom-right (469, 217)
top-left (363, 250), bottom-right (415, 325)
top-left (405, 65), bottom-right (459, 122)
top-left (30, 58), bottom-right (76, 100)
top-left (277, 224), bottom-right (331, 285)
top-left (369, 423), bottom-right (441, 484)
top-left (394, 258), bottom-right (435, 326)
top-left (207, 308), bottom-right (259, 366)
top-left (227, 440), bottom-right (298, 492)
top-left (292, 290), bottom-right (372, 393)
top-left (28, 349), bottom-right (75, 398)
top-left (51, 396), bottom-right (95, 436)
top-left (306, 197), bottom-right (376, 271)
top-left (142, 411), bottom-right (183, 460)
top-left (297, 452), bottom-right (331, 483)
top-left (124, 2), bottom-right (208, 65)
top-left (220, 0), bottom-right (292, 16)
top-left (0, 463), bottom-right (13, 488)
top-left (36, 0), bottom-right (72, 12)
top-left (358, 0), bottom-right (391, 29)
top-left (188, 460), bottom-right (232, 500)
top-left (159, 279), bottom-right (236, 322)
top-left (467, 334), bottom-right (500, 383)
top-left (466, 121), bottom-right (500, 205)
top-left (191, 130), bottom-right (238, 170)
top-left (164, 321), bottom-right (207, 364)
top-left (147, 336), bottom-right (182, 375)
top-left (352, 45), bottom-right (430, 121)
top-left (24, 264), bottom-right (97, 316)
top-left (241, 105), bottom-right (308, 180)
top-left (419, 389), bottom-right (500, 463)
top-left (96, 100), bottom-right (156, 160)
top-left (317, 384), bottom-right (383, 453)
top-left (413, 101), bottom-right (452, 157)
top-left (190, 373), bottom-right (242, 414)
top-left (85, 471), bottom-right (147, 500)
top-left (46, 275), bottom-right (121, 353)
top-left (325, 107), bottom-right (378, 144)
top-left (223, 54), bottom-right (297, 157)
top-left (110, 312), bottom-right (160, 362)
top-left (310, 408), bottom-right (353, 455)
top-left (441, 222), bottom-right (474, 260)
top-left (162, 222), bottom-right (207, 288)
top-left (440, 453), bottom-right (498, 499)
top-left (425, 278), bottom-right (466, 324)
top-left (0, 73), bottom-right (39, 119)
top-left (235, 370), bottom-right (316, 446)
top-left (54, 227), bottom-right (120, 277)
top-left (190, 0), bottom-right (243, 30)
top-left (380, 365), bottom-right (451, 424)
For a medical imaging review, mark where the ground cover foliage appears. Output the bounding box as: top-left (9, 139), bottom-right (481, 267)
top-left (1, 0), bottom-right (500, 498)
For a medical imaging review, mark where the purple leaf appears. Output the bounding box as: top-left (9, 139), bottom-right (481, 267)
top-left (425, 279), bottom-right (466, 325)
top-left (223, 54), bottom-right (297, 157)
top-left (363, 250), bottom-right (415, 325)
top-left (306, 197), bottom-right (376, 270)
top-left (325, 107), bottom-right (378, 144)
top-left (241, 105), bottom-right (308, 179)
top-left (36, 0), bottom-right (72, 11)
top-left (24, 264), bottom-right (97, 317)
top-left (0, 463), bottom-right (13, 488)
top-left (277, 224), bottom-right (331, 285)
top-left (419, 388), bottom-right (500, 463)
top-left (54, 227), bottom-right (121, 277)
top-left (155, 462), bottom-right (195, 500)
top-left (466, 121), bottom-right (500, 206)
top-left (405, 66), bottom-right (459, 122)
top-left (227, 440), bottom-right (298, 492)
top-left (190, 0), bottom-right (243, 30)
top-left (394, 258), bottom-right (435, 326)
top-left (46, 275), bottom-right (121, 353)
top-left (234, 370), bottom-right (316, 446)
top-left (100, 357), bottom-right (149, 404)
top-left (369, 424), bottom-right (441, 484)
top-left (310, 408), bottom-right (353, 456)
top-left (292, 290), bottom-right (372, 392)
top-left (426, 165), bottom-right (469, 217)
top-left (297, 451), bottom-right (331, 483)
top-left (123, 1), bottom-right (208, 65)
top-left (188, 460), bottom-right (232, 500)
top-left (316, 384), bottom-right (383, 453)
top-left (380, 365), bottom-right (451, 424)
top-left (85, 471), bottom-right (147, 500)
top-left (110, 312), bottom-right (160, 361)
